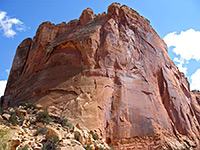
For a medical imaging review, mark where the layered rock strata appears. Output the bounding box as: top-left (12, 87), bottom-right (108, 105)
top-left (2, 3), bottom-right (200, 149)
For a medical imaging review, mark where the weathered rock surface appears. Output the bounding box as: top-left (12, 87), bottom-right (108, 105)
top-left (2, 3), bottom-right (200, 149)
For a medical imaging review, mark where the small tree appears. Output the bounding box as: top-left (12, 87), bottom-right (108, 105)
top-left (36, 109), bottom-right (51, 124)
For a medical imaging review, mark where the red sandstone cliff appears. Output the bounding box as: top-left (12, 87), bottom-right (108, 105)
top-left (2, 3), bottom-right (200, 149)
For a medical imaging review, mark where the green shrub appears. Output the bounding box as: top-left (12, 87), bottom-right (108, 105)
top-left (9, 112), bottom-right (18, 125)
top-left (60, 118), bottom-right (73, 129)
top-left (67, 122), bottom-right (73, 129)
top-left (61, 118), bottom-right (68, 126)
top-left (18, 115), bottom-right (25, 125)
top-left (0, 107), bottom-right (4, 115)
top-left (42, 135), bottom-right (60, 150)
top-left (36, 109), bottom-right (51, 124)
top-left (89, 130), bottom-right (99, 140)
top-left (74, 131), bottom-right (80, 141)
top-left (18, 145), bottom-right (29, 150)
top-left (19, 101), bottom-right (36, 110)
top-left (35, 126), bottom-right (49, 136)
top-left (85, 144), bottom-right (92, 150)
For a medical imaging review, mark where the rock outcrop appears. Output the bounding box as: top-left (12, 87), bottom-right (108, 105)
top-left (2, 3), bottom-right (200, 149)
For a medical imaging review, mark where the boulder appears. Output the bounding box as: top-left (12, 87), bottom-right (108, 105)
top-left (35, 122), bottom-right (44, 128)
top-left (46, 126), bottom-right (62, 141)
top-left (36, 104), bottom-right (43, 110)
top-left (17, 109), bottom-right (27, 116)
top-left (2, 113), bottom-right (10, 120)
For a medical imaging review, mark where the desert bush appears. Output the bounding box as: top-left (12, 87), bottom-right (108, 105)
top-left (85, 144), bottom-right (92, 150)
top-left (19, 101), bottom-right (36, 110)
top-left (61, 118), bottom-right (68, 126)
top-left (42, 135), bottom-right (60, 150)
top-left (35, 126), bottom-right (49, 136)
top-left (18, 115), bottom-right (25, 126)
top-left (18, 145), bottom-right (29, 150)
top-left (67, 122), bottom-right (73, 129)
top-left (36, 109), bottom-right (51, 124)
top-left (9, 112), bottom-right (18, 125)
top-left (74, 131), bottom-right (80, 141)
top-left (60, 118), bottom-right (73, 129)
top-left (89, 130), bottom-right (99, 140)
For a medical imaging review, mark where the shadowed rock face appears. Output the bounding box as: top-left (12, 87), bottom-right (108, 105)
top-left (3, 3), bottom-right (200, 149)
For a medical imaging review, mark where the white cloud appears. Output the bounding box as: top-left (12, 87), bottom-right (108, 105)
top-left (164, 29), bottom-right (200, 75)
top-left (176, 63), bottom-right (187, 75)
top-left (191, 69), bottom-right (200, 90)
top-left (164, 29), bottom-right (200, 61)
top-left (0, 80), bottom-right (7, 96)
top-left (0, 11), bottom-right (25, 38)
top-left (174, 57), bottom-right (187, 75)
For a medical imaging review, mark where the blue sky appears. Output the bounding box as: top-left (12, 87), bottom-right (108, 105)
top-left (0, 0), bottom-right (200, 96)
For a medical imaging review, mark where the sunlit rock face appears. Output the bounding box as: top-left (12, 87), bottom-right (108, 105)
top-left (3, 3), bottom-right (200, 149)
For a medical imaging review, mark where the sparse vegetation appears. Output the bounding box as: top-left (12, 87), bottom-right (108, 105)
top-left (9, 112), bottom-right (18, 125)
top-left (0, 103), bottom-right (110, 149)
top-left (18, 145), bottom-right (29, 150)
top-left (42, 135), bottom-right (60, 150)
top-left (67, 122), bottom-right (73, 129)
top-left (60, 118), bottom-right (73, 129)
top-left (85, 144), bottom-right (92, 150)
top-left (61, 118), bottom-right (68, 126)
top-left (74, 131), bottom-right (80, 141)
top-left (19, 101), bottom-right (36, 110)
top-left (36, 109), bottom-right (51, 124)
top-left (18, 115), bottom-right (25, 126)
top-left (35, 126), bottom-right (49, 136)
top-left (89, 130), bottom-right (99, 140)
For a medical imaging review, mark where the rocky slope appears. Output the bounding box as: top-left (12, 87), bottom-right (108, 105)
top-left (0, 102), bottom-right (110, 150)
top-left (1, 3), bottom-right (200, 149)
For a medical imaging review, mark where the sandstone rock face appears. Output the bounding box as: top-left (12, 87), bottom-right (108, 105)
top-left (3, 3), bottom-right (200, 149)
